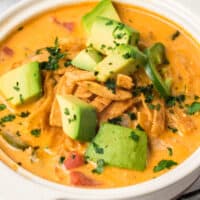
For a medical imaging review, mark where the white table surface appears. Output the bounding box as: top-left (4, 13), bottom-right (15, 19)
top-left (0, 0), bottom-right (200, 200)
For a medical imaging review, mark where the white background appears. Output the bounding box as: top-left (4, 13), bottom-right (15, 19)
top-left (0, 0), bottom-right (200, 200)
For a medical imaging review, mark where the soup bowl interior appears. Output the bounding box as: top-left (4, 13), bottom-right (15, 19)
top-left (0, 0), bottom-right (200, 200)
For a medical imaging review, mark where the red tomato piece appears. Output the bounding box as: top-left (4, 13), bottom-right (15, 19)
top-left (70, 171), bottom-right (97, 186)
top-left (64, 151), bottom-right (85, 169)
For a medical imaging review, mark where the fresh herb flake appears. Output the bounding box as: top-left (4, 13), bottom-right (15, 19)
top-left (31, 129), bottom-right (41, 137)
top-left (108, 116), bottom-right (122, 125)
top-left (167, 147), bottom-right (173, 156)
top-left (167, 126), bottom-right (178, 133)
top-left (171, 30), bottom-right (180, 41)
top-left (19, 111), bottom-right (30, 118)
top-left (130, 131), bottom-right (140, 142)
top-left (64, 108), bottom-right (70, 115)
top-left (105, 79), bottom-right (116, 94)
top-left (59, 156), bottom-right (65, 164)
top-left (92, 159), bottom-right (106, 174)
top-left (153, 160), bottom-right (177, 172)
top-left (92, 142), bottom-right (104, 154)
top-left (186, 102), bottom-right (200, 115)
top-left (0, 104), bottom-right (6, 111)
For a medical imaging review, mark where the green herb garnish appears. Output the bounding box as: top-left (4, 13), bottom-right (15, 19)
top-left (31, 129), bottom-right (41, 137)
top-left (105, 79), bottom-right (116, 94)
top-left (19, 111), bottom-right (30, 118)
top-left (0, 114), bottom-right (16, 125)
top-left (13, 82), bottom-right (20, 91)
top-left (39, 37), bottom-right (65, 70)
top-left (167, 126), bottom-right (178, 133)
top-left (92, 142), bottom-right (104, 154)
top-left (128, 112), bottom-right (137, 120)
top-left (167, 147), bottom-right (173, 156)
top-left (186, 102), bottom-right (200, 115)
top-left (59, 156), bottom-right (65, 164)
top-left (0, 104), bottom-right (6, 111)
top-left (64, 108), bottom-right (70, 115)
top-left (148, 104), bottom-right (161, 111)
top-left (130, 131), bottom-right (140, 142)
top-left (153, 160), bottom-right (177, 172)
top-left (92, 159), bottom-right (106, 174)
top-left (171, 30), bottom-right (180, 40)
top-left (108, 116), bottom-right (122, 125)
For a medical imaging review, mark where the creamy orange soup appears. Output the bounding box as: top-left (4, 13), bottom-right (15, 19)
top-left (0, 2), bottom-right (200, 188)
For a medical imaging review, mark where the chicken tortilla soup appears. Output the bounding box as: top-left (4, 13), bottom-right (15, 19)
top-left (0, 0), bottom-right (200, 188)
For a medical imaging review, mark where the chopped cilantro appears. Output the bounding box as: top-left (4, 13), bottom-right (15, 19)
top-left (148, 104), bottom-right (161, 111)
top-left (136, 124), bottom-right (145, 131)
top-left (64, 59), bottom-right (72, 67)
top-left (128, 112), bottom-right (137, 120)
top-left (167, 147), bottom-right (173, 156)
top-left (92, 159), bottom-right (106, 174)
top-left (13, 82), bottom-right (20, 91)
top-left (167, 126), bottom-right (178, 133)
top-left (0, 114), bottom-right (16, 125)
top-left (194, 95), bottom-right (200, 100)
top-left (105, 79), bottom-right (116, 94)
top-left (0, 104), bottom-right (6, 111)
top-left (130, 131), bottom-right (140, 142)
top-left (92, 142), bottom-right (104, 154)
top-left (17, 26), bottom-right (24, 31)
top-left (19, 111), bottom-right (30, 118)
top-left (94, 71), bottom-right (99, 76)
top-left (31, 129), bottom-right (41, 137)
top-left (132, 84), bottom-right (154, 103)
top-left (122, 52), bottom-right (131, 59)
top-left (171, 30), bottom-right (180, 40)
top-left (39, 37), bottom-right (65, 70)
top-left (153, 160), bottom-right (177, 172)
top-left (64, 108), bottom-right (70, 115)
top-left (105, 20), bottom-right (113, 26)
top-left (186, 102), bottom-right (200, 115)
top-left (59, 156), bottom-right (65, 164)
top-left (108, 116), bottom-right (122, 125)
top-left (19, 94), bottom-right (24, 104)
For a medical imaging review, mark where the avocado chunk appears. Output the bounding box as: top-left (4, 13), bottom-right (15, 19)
top-left (82, 0), bottom-right (120, 35)
top-left (88, 17), bottom-right (140, 55)
top-left (72, 46), bottom-right (103, 71)
top-left (0, 62), bottom-right (42, 106)
top-left (57, 95), bottom-right (97, 142)
top-left (85, 123), bottom-right (148, 171)
top-left (95, 44), bottom-right (147, 82)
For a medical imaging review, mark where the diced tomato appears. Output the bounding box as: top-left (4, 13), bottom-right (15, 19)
top-left (2, 46), bottom-right (14, 57)
top-left (64, 151), bottom-right (85, 169)
top-left (70, 171), bottom-right (98, 186)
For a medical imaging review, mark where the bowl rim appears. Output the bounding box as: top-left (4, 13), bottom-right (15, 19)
top-left (1, 0), bottom-right (200, 199)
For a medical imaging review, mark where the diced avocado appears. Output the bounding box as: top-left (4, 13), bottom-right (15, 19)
top-left (88, 17), bottom-right (140, 55)
top-left (72, 47), bottom-right (103, 71)
top-left (82, 0), bottom-right (120, 35)
top-left (85, 123), bottom-right (148, 171)
top-left (0, 62), bottom-right (42, 106)
top-left (95, 44), bottom-right (147, 82)
top-left (57, 95), bottom-right (97, 142)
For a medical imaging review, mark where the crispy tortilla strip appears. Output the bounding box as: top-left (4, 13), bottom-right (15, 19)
top-left (74, 86), bottom-right (93, 99)
top-left (79, 81), bottom-right (132, 101)
top-left (116, 74), bottom-right (134, 90)
top-left (150, 99), bottom-right (166, 138)
top-left (49, 98), bottom-right (62, 127)
top-left (99, 99), bottom-right (135, 122)
top-left (166, 107), bottom-right (196, 135)
top-left (90, 96), bottom-right (112, 112)
top-left (65, 70), bottom-right (96, 82)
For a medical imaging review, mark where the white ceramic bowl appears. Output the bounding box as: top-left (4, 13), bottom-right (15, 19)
top-left (0, 1), bottom-right (200, 200)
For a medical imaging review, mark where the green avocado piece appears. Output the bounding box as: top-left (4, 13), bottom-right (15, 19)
top-left (82, 0), bottom-right (120, 35)
top-left (72, 47), bottom-right (103, 71)
top-left (95, 44), bottom-right (147, 82)
top-left (88, 17), bottom-right (140, 55)
top-left (57, 95), bottom-right (97, 142)
top-left (0, 62), bottom-right (42, 106)
top-left (85, 123), bottom-right (148, 171)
